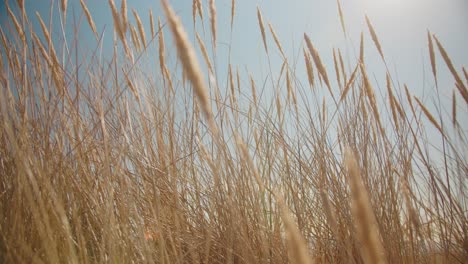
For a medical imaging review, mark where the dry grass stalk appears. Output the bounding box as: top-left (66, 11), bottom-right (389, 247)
top-left (121, 0), bottom-right (128, 33)
top-left (35, 13), bottom-right (60, 68)
top-left (236, 135), bottom-right (265, 192)
top-left (268, 22), bottom-right (286, 59)
top-left (7, 6), bottom-right (25, 44)
top-left (304, 33), bottom-right (331, 91)
top-left (158, 18), bottom-right (166, 77)
top-left (319, 189), bottom-right (338, 239)
top-left (236, 66), bottom-right (241, 94)
top-left (109, 0), bottom-right (122, 36)
top-left (31, 32), bottom-right (52, 66)
top-left (427, 30), bottom-right (437, 86)
top-left (231, 0), bottom-right (236, 30)
top-left (130, 24), bottom-right (141, 52)
top-left (386, 73), bottom-right (399, 131)
top-left (276, 92), bottom-right (282, 120)
top-left (109, 0), bottom-right (131, 57)
top-left (359, 32), bottom-right (365, 64)
top-left (124, 72), bottom-right (139, 99)
top-left (31, 29), bottom-right (63, 95)
top-left (414, 96), bottom-right (443, 134)
top-left (338, 48), bottom-right (347, 82)
top-left (17, 0), bottom-right (24, 12)
top-left (452, 89), bottom-right (457, 127)
top-left (361, 63), bottom-right (384, 134)
top-left (0, 26), bottom-right (7, 53)
top-left (192, 0), bottom-right (198, 27)
top-left (393, 94), bottom-right (405, 119)
top-left (322, 98), bottom-right (327, 124)
top-left (250, 74), bottom-right (257, 104)
top-left (303, 48), bottom-right (315, 88)
top-left (196, 0), bottom-right (204, 21)
top-left (209, 0), bottom-right (217, 50)
top-left (197, 137), bottom-right (218, 177)
top-left (333, 48), bottom-right (342, 89)
top-left (276, 194), bottom-right (313, 264)
top-left (229, 64), bottom-right (237, 105)
top-left (196, 33), bottom-right (214, 74)
top-left (433, 35), bottom-right (468, 103)
top-left (365, 15), bottom-right (385, 62)
top-left (286, 68), bottom-right (293, 104)
top-left (132, 9), bottom-right (147, 49)
top-left (61, 0), bottom-right (68, 22)
top-left (257, 7), bottom-right (268, 54)
top-left (161, 0), bottom-right (214, 127)
top-left (79, 0), bottom-right (97, 36)
top-left (463, 67), bottom-right (468, 84)
top-left (35, 12), bottom-right (51, 47)
top-left (339, 63), bottom-right (358, 102)
top-left (337, 0), bottom-right (346, 37)
top-left (149, 10), bottom-right (155, 37)
top-left (404, 85), bottom-right (416, 115)
top-left (344, 148), bottom-right (387, 264)
top-left (387, 82), bottom-right (405, 120)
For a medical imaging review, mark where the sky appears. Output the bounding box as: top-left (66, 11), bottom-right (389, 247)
top-left (0, 0), bottom-right (467, 122)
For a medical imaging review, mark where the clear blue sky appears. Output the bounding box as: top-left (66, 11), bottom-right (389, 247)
top-left (1, 0), bottom-right (467, 118)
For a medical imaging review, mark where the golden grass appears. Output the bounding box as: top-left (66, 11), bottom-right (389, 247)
top-left (192, 0), bottom-right (198, 28)
top-left (365, 15), bottom-right (385, 62)
top-left (35, 12), bottom-right (52, 48)
top-left (452, 89), bottom-right (457, 127)
top-left (196, 32), bottom-right (214, 75)
top-left (130, 24), bottom-right (141, 52)
top-left (132, 9), bottom-right (147, 49)
top-left (209, 0), bottom-right (217, 50)
top-left (386, 73), bottom-right (400, 131)
top-left (277, 195), bottom-right (313, 264)
top-left (109, 0), bottom-right (130, 57)
top-left (257, 7), bottom-right (268, 54)
top-left (61, 0), bottom-right (68, 22)
top-left (268, 22), bottom-right (286, 59)
top-left (0, 1), bottom-right (466, 263)
top-left (337, 0), bottom-right (346, 37)
top-left (344, 148), bottom-right (387, 264)
top-left (414, 96), bottom-right (443, 134)
top-left (231, 0), bottom-right (236, 30)
top-left (121, 0), bottom-right (128, 33)
top-left (361, 63), bottom-right (384, 134)
top-left (340, 63), bottom-right (358, 102)
top-left (79, 0), bottom-right (97, 37)
top-left (250, 74), bottom-right (257, 104)
top-left (6, 5), bottom-right (25, 44)
top-left (149, 9), bottom-right (155, 37)
top-left (303, 48), bottom-right (315, 88)
top-left (161, 0), bottom-right (214, 128)
top-left (304, 33), bottom-right (331, 91)
top-left (427, 30), bottom-right (438, 86)
top-left (196, 0), bottom-right (204, 22)
top-left (333, 48), bottom-right (342, 89)
top-left (433, 35), bottom-right (468, 103)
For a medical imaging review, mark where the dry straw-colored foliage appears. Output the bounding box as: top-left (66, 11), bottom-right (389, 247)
top-left (0, 1), bottom-right (466, 263)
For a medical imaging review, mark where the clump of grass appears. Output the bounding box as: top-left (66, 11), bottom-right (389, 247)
top-left (0, 0), bottom-right (466, 263)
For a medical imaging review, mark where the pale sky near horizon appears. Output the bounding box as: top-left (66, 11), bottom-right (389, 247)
top-left (1, 0), bottom-right (467, 123)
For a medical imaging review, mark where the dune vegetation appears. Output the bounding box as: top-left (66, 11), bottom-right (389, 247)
top-left (0, 0), bottom-right (466, 263)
